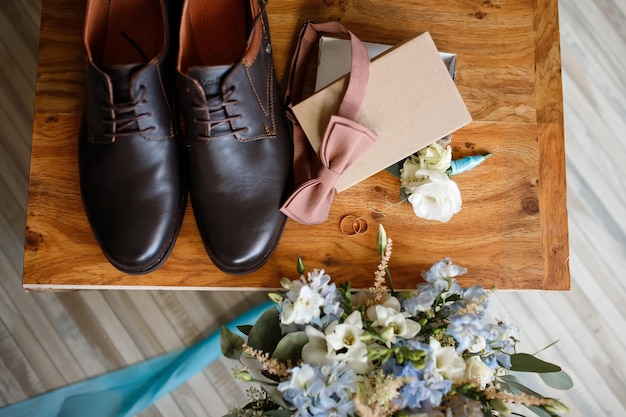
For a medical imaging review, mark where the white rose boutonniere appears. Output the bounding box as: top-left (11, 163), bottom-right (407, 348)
top-left (399, 143), bottom-right (452, 188)
top-left (401, 162), bottom-right (462, 222)
top-left (417, 142), bottom-right (452, 172)
top-left (373, 143), bottom-right (490, 221)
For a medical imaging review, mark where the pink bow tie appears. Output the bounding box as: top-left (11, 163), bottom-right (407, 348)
top-left (281, 115), bottom-right (376, 225)
top-left (281, 21), bottom-right (377, 225)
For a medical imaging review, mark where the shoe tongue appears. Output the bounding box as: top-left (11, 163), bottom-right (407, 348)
top-left (187, 66), bottom-right (230, 96)
top-left (101, 64), bottom-right (143, 102)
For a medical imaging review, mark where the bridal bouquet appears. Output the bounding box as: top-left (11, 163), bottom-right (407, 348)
top-left (220, 226), bottom-right (570, 417)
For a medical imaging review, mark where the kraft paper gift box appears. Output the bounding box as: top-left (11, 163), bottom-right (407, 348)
top-left (314, 37), bottom-right (458, 92)
top-left (291, 31), bottom-right (472, 192)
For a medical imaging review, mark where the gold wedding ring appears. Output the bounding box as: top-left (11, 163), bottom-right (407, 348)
top-left (356, 217), bottom-right (368, 234)
top-left (340, 215), bottom-right (368, 236)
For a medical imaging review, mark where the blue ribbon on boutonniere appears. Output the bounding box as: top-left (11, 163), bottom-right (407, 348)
top-left (386, 152), bottom-right (493, 178)
top-left (449, 152), bottom-right (493, 175)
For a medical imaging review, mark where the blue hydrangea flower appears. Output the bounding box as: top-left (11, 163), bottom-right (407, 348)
top-left (279, 269), bottom-right (344, 329)
top-left (482, 321), bottom-right (519, 369)
top-left (482, 349), bottom-right (498, 369)
top-left (383, 342), bottom-right (452, 410)
top-left (485, 322), bottom-right (519, 350)
top-left (305, 269), bottom-right (343, 327)
top-left (421, 258), bottom-right (467, 283)
top-left (403, 285), bottom-right (440, 315)
top-left (461, 285), bottom-right (489, 317)
top-left (278, 362), bottom-right (357, 417)
top-left (419, 260), bottom-right (465, 309)
top-left (446, 315), bottom-right (489, 353)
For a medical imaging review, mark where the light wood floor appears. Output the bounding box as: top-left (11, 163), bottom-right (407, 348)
top-left (1, 1), bottom-right (624, 416)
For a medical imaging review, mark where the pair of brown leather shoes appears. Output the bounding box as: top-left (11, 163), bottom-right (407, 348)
top-left (79, 0), bottom-right (292, 275)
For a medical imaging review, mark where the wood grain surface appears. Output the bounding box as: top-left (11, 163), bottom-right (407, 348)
top-left (23, 0), bottom-right (569, 290)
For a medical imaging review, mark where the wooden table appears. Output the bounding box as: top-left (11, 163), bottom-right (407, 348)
top-left (23, 0), bottom-right (569, 291)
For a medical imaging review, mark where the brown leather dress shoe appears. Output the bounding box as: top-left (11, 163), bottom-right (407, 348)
top-left (177, 0), bottom-right (292, 274)
top-left (79, 0), bottom-right (187, 274)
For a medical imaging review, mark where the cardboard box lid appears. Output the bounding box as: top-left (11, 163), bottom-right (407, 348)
top-left (292, 31), bottom-right (472, 192)
top-left (315, 37), bottom-right (457, 92)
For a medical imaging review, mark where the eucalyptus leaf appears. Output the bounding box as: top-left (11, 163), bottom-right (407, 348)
top-left (384, 160), bottom-right (403, 178)
top-left (499, 375), bottom-right (544, 398)
top-left (247, 307), bottom-right (282, 355)
top-left (264, 410), bottom-right (293, 417)
top-left (528, 405), bottom-right (558, 417)
top-left (495, 383), bottom-right (556, 417)
top-left (272, 331), bottom-right (308, 365)
top-left (510, 353), bottom-right (561, 373)
top-left (220, 326), bottom-right (244, 360)
top-left (539, 370), bottom-right (574, 390)
top-left (399, 185), bottom-right (408, 201)
top-left (534, 340), bottom-right (559, 355)
top-left (264, 387), bottom-right (291, 411)
top-left (504, 379), bottom-right (566, 417)
top-left (237, 325), bottom-right (254, 336)
top-left (495, 378), bottom-right (514, 395)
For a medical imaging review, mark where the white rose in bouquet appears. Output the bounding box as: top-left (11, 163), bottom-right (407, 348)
top-left (429, 338), bottom-right (466, 382)
top-left (464, 356), bottom-right (494, 389)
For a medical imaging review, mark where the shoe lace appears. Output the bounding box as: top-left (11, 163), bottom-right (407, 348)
top-left (192, 86), bottom-right (249, 141)
top-left (101, 85), bottom-right (155, 140)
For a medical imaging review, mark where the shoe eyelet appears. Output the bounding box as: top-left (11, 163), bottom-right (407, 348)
top-left (265, 43), bottom-right (271, 54)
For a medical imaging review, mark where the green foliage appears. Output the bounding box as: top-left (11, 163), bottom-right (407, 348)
top-left (242, 398), bottom-right (280, 413)
top-left (498, 374), bottom-right (544, 397)
top-left (498, 375), bottom-right (568, 417)
top-left (237, 325), bottom-right (254, 336)
top-left (509, 353), bottom-right (561, 373)
top-left (338, 281), bottom-right (353, 314)
top-left (264, 386), bottom-right (291, 411)
top-left (246, 307), bottom-right (282, 355)
top-left (377, 224), bottom-right (387, 258)
top-left (220, 318), bottom-right (301, 417)
top-left (220, 327), bottom-right (244, 360)
top-left (539, 370), bottom-right (574, 390)
top-left (222, 405), bottom-right (292, 417)
top-left (527, 405), bottom-right (559, 417)
top-left (296, 255), bottom-right (305, 275)
top-left (271, 331), bottom-right (308, 366)
top-left (368, 344), bottom-right (426, 368)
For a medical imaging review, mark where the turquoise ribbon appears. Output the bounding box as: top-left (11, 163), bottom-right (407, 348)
top-left (449, 153), bottom-right (493, 175)
top-left (0, 301), bottom-right (274, 417)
